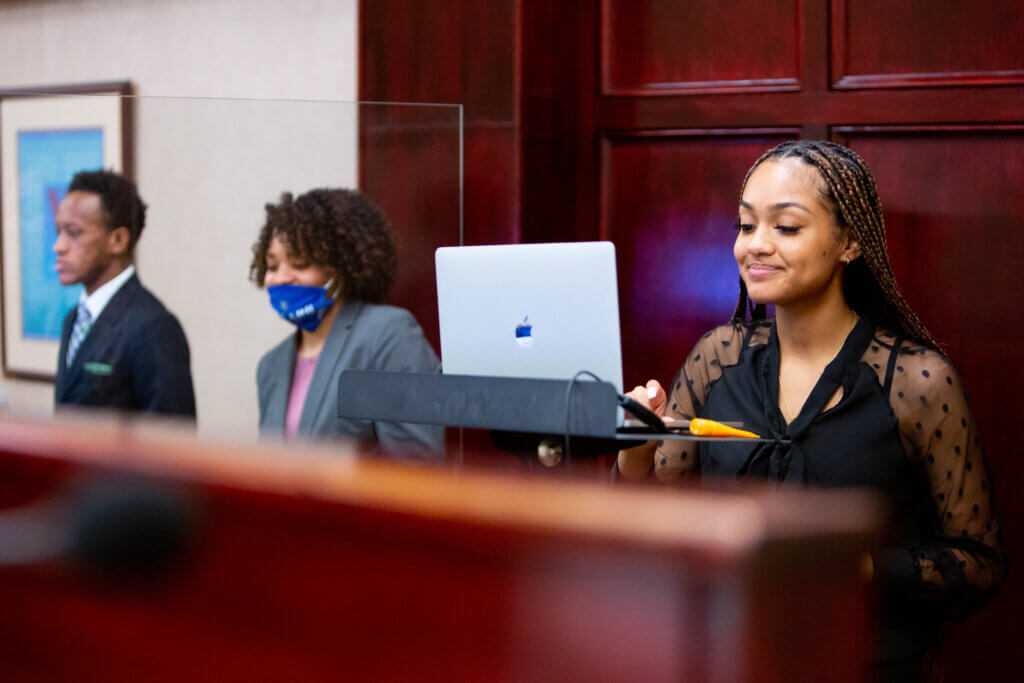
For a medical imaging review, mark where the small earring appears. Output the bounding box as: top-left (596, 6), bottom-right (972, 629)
top-left (841, 257), bottom-right (849, 264)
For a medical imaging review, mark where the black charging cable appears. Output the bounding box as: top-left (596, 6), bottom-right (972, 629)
top-left (563, 371), bottom-right (669, 464)
top-left (564, 370), bottom-right (602, 465)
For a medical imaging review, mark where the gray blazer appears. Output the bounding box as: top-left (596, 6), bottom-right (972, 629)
top-left (257, 301), bottom-right (444, 459)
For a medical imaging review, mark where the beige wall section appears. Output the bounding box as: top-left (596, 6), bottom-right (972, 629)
top-left (0, 0), bottom-right (359, 440)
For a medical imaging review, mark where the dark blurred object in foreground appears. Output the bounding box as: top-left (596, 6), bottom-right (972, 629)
top-left (0, 415), bottom-right (881, 682)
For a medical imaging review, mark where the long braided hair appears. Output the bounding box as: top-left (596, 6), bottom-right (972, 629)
top-left (732, 140), bottom-right (938, 349)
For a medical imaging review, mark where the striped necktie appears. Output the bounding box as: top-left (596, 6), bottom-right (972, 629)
top-left (66, 302), bottom-right (92, 367)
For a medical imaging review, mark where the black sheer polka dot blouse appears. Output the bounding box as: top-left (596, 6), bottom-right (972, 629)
top-left (656, 316), bottom-right (1006, 665)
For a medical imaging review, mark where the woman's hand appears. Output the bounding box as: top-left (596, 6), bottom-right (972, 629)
top-left (624, 380), bottom-right (667, 418)
top-left (617, 379), bottom-right (667, 481)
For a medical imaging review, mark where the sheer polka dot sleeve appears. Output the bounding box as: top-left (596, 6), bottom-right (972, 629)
top-left (654, 323), bottom-right (753, 483)
top-left (886, 343), bottom-right (1008, 619)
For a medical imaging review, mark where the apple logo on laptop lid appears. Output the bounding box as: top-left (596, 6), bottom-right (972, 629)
top-left (515, 317), bottom-right (534, 349)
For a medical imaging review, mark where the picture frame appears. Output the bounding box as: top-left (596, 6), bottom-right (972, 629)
top-left (0, 81), bottom-right (133, 381)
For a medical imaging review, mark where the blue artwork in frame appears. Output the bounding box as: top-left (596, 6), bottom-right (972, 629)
top-left (16, 128), bottom-right (104, 340)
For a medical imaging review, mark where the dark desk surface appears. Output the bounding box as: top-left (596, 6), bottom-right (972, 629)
top-left (0, 414), bottom-right (882, 682)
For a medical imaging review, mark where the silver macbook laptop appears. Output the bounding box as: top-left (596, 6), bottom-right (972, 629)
top-left (435, 241), bottom-right (624, 393)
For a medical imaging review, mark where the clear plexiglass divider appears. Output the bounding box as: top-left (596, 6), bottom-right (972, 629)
top-left (0, 91), bottom-right (462, 458)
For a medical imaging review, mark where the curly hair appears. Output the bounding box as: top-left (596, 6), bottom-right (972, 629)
top-left (732, 140), bottom-right (938, 349)
top-left (67, 169), bottom-right (147, 249)
top-left (249, 188), bottom-right (398, 303)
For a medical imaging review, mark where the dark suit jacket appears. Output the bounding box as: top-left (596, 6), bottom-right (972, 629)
top-left (257, 301), bottom-right (443, 459)
top-left (55, 274), bottom-right (196, 418)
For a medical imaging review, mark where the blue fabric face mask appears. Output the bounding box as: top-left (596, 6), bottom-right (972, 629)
top-left (267, 281), bottom-right (335, 332)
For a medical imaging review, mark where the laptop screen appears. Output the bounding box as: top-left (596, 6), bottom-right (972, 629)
top-left (435, 242), bottom-right (624, 393)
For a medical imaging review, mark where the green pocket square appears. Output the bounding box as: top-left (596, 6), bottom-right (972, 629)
top-left (83, 362), bottom-right (113, 376)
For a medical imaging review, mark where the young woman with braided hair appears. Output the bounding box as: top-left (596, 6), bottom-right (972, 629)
top-left (618, 140), bottom-right (1005, 682)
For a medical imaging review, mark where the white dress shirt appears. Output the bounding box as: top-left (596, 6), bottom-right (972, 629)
top-left (79, 264), bottom-right (136, 321)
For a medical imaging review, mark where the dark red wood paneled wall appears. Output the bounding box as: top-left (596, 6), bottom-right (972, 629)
top-left (362, 1), bottom-right (1024, 678)
top-left (360, 0), bottom-right (520, 352)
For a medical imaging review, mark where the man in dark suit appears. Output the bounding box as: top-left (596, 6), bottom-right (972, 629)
top-left (53, 170), bottom-right (195, 418)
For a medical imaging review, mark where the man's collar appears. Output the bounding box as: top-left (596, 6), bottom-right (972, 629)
top-left (79, 264), bottom-right (136, 320)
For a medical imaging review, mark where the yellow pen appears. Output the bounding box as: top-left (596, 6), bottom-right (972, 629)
top-left (687, 417), bottom-right (760, 439)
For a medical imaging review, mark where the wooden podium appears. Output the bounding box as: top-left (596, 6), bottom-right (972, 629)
top-left (0, 415), bottom-right (881, 682)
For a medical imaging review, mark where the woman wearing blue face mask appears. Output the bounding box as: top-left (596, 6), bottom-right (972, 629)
top-left (250, 188), bottom-right (443, 457)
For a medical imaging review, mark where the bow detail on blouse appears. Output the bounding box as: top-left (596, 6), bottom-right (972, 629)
top-left (734, 316), bottom-right (875, 485)
top-left (735, 435), bottom-right (798, 483)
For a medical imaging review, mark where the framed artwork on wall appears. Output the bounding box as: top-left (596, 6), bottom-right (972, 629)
top-left (0, 82), bottom-right (132, 381)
